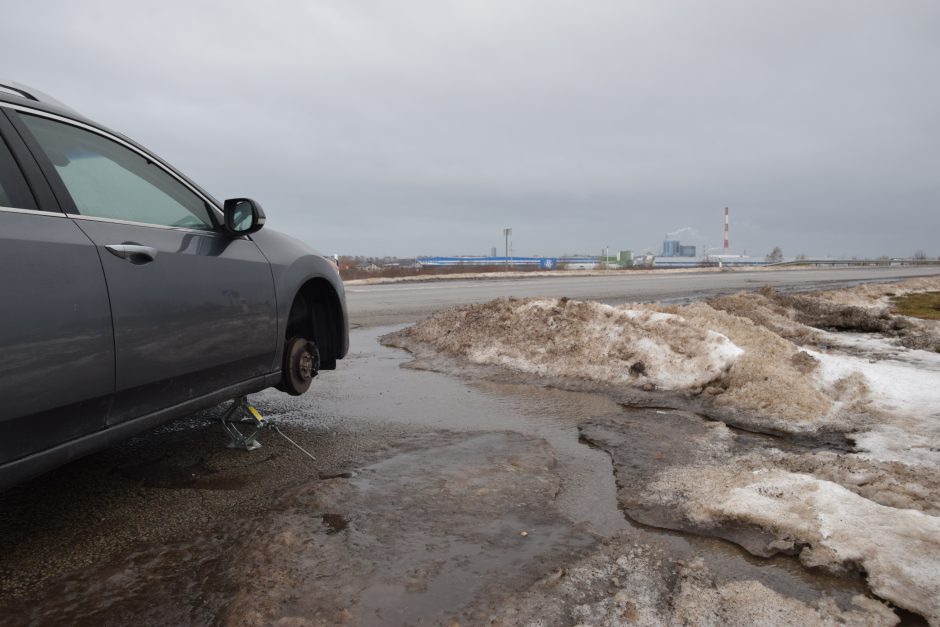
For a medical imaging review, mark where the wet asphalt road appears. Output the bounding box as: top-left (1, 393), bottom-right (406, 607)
top-left (346, 265), bottom-right (940, 326)
top-left (2, 267), bottom-right (938, 624)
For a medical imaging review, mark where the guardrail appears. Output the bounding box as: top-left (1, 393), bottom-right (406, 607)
top-left (769, 259), bottom-right (940, 267)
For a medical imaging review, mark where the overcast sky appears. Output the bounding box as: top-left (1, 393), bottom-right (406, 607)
top-left (3, 1), bottom-right (938, 258)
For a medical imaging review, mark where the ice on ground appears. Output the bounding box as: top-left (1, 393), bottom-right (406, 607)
top-left (655, 467), bottom-right (940, 624)
top-left (766, 449), bottom-right (940, 516)
top-left (810, 348), bottom-right (940, 466)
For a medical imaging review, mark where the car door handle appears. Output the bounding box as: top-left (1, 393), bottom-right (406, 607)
top-left (105, 244), bottom-right (158, 265)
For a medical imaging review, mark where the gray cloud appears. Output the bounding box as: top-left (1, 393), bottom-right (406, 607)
top-left (3, 0), bottom-right (938, 257)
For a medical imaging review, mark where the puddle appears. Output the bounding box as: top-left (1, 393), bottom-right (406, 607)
top-left (254, 325), bottom-right (629, 538)
top-left (5, 432), bottom-right (595, 627)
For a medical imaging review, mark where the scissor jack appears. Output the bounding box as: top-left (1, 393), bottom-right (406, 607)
top-left (219, 396), bottom-right (318, 461)
top-left (219, 396), bottom-right (267, 451)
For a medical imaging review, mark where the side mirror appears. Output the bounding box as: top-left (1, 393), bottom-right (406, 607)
top-left (223, 198), bottom-right (266, 235)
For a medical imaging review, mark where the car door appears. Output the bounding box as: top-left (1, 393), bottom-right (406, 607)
top-left (13, 110), bottom-right (278, 424)
top-left (0, 110), bottom-right (114, 466)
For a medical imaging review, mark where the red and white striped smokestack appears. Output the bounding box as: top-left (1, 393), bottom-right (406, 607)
top-left (723, 207), bottom-right (729, 254)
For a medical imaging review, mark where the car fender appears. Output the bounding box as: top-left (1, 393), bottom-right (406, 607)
top-left (249, 229), bottom-right (348, 373)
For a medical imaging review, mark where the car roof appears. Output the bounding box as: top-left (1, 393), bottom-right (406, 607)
top-left (0, 80), bottom-right (224, 210)
top-left (0, 80), bottom-right (101, 127)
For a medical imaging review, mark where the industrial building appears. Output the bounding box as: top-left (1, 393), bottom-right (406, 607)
top-left (417, 256), bottom-right (560, 269)
top-left (416, 252), bottom-right (635, 270)
top-left (661, 239), bottom-right (696, 257)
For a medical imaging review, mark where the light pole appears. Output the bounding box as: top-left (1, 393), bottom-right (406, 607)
top-left (503, 228), bottom-right (512, 272)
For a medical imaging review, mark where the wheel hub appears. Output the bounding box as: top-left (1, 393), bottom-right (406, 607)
top-left (281, 337), bottom-right (320, 396)
top-left (298, 351), bottom-right (315, 381)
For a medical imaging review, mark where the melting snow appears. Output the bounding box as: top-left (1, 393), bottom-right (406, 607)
top-left (385, 279), bottom-right (940, 623)
top-left (810, 347), bottom-right (940, 466)
top-left (710, 471), bottom-right (940, 624)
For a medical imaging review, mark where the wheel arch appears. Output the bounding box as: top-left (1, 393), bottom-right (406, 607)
top-left (284, 276), bottom-right (347, 370)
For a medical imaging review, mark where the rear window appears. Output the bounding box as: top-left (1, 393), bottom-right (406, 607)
top-left (0, 133), bottom-right (37, 210)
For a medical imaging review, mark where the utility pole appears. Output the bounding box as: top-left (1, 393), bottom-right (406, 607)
top-left (503, 228), bottom-right (512, 272)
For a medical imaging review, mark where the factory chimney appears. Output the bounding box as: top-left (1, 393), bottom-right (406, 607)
top-left (723, 207), bottom-right (729, 255)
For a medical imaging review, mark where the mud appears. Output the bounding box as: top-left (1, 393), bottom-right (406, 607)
top-left (2, 317), bottom-right (931, 625)
top-left (4, 432), bottom-right (595, 627)
top-left (0, 326), bottom-right (625, 625)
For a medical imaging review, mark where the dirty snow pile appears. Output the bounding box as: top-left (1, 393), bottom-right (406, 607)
top-left (709, 277), bottom-right (940, 352)
top-left (815, 275), bottom-right (940, 308)
top-left (387, 296), bottom-right (876, 431)
top-left (411, 298), bottom-right (744, 389)
top-left (650, 459), bottom-right (940, 624)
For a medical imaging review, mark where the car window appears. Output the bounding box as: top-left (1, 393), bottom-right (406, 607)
top-left (0, 133), bottom-right (37, 210)
top-left (20, 114), bottom-right (214, 230)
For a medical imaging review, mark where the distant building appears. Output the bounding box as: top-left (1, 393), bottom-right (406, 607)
top-left (653, 256), bottom-right (701, 268)
top-left (661, 239), bottom-right (696, 257)
top-left (417, 256), bottom-right (560, 269)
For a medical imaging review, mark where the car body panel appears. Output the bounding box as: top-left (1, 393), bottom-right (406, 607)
top-left (0, 209), bottom-right (115, 464)
top-left (72, 218), bottom-right (279, 424)
top-left (251, 228), bottom-right (349, 370)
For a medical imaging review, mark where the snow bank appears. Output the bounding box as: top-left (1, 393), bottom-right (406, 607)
top-left (666, 468), bottom-right (940, 624)
top-left (391, 297), bottom-right (871, 430)
top-left (709, 280), bottom-right (940, 352)
top-left (661, 302), bottom-right (856, 428)
top-left (814, 276), bottom-right (940, 309)
top-left (400, 298), bottom-right (744, 390)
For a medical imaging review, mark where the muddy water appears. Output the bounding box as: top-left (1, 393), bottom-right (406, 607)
top-left (254, 325), bottom-right (629, 537)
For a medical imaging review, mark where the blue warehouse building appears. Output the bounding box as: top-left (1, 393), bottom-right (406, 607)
top-left (417, 256), bottom-right (562, 270)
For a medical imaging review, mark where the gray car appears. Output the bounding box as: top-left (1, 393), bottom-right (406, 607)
top-left (0, 82), bottom-right (349, 490)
